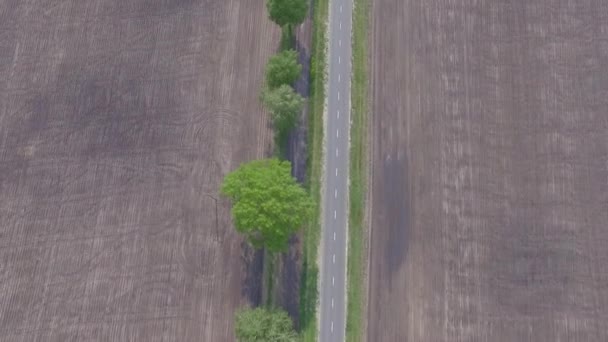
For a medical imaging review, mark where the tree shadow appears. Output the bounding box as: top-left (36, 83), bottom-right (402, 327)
top-left (294, 38), bottom-right (311, 98)
top-left (286, 37), bottom-right (312, 183)
top-left (382, 153), bottom-right (410, 289)
top-left (278, 235), bottom-right (302, 327)
top-left (240, 241), bottom-right (264, 306)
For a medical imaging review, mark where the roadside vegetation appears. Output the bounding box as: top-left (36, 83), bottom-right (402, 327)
top-left (345, 0), bottom-right (370, 339)
top-left (266, 0), bottom-right (306, 52)
top-left (299, 0), bottom-right (329, 340)
top-left (261, 83), bottom-right (304, 156)
top-left (224, 0), bottom-right (364, 338)
top-left (221, 0), bottom-right (314, 340)
top-left (265, 50), bottom-right (302, 89)
top-left (235, 307), bottom-right (298, 342)
top-left (267, 0), bottom-right (309, 30)
top-left (262, 1), bottom-right (307, 156)
top-left (221, 159), bottom-right (313, 253)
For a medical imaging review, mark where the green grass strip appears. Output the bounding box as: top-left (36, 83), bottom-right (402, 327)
top-left (264, 251), bottom-right (276, 307)
top-left (299, 0), bottom-right (329, 340)
top-left (346, 0), bottom-right (369, 338)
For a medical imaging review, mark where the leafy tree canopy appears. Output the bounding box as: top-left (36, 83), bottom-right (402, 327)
top-left (261, 84), bottom-right (304, 133)
top-left (235, 307), bottom-right (297, 342)
top-left (265, 49), bottom-right (302, 89)
top-left (266, 0), bottom-right (309, 27)
top-left (221, 158), bottom-right (313, 252)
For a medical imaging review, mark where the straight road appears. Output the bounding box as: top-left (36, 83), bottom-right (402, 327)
top-left (319, 0), bottom-right (352, 339)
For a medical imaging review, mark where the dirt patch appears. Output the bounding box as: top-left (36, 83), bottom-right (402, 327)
top-left (368, 1), bottom-right (608, 341)
top-left (0, 0), bottom-right (276, 341)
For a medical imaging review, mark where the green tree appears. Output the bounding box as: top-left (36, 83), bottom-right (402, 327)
top-left (261, 84), bottom-right (304, 133)
top-left (221, 158), bottom-right (313, 252)
top-left (266, 0), bottom-right (308, 28)
top-left (235, 307), bottom-right (297, 342)
top-left (265, 50), bottom-right (302, 89)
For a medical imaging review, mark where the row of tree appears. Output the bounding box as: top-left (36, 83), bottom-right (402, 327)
top-left (222, 0), bottom-right (311, 256)
top-left (221, 0), bottom-right (311, 341)
top-left (263, 0), bottom-right (309, 148)
top-left (261, 50), bottom-right (304, 145)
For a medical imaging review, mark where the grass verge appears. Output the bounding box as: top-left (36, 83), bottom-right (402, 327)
top-left (272, 26), bottom-right (295, 160)
top-left (280, 25), bottom-right (296, 51)
top-left (264, 251), bottom-right (276, 307)
top-left (345, 0), bottom-right (369, 339)
top-left (299, 0), bottom-right (329, 340)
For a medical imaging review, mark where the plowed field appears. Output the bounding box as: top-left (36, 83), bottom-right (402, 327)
top-left (368, 1), bottom-right (608, 341)
top-left (0, 0), bottom-right (275, 341)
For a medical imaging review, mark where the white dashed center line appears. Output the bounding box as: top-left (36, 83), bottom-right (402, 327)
top-left (322, 0), bottom-right (353, 337)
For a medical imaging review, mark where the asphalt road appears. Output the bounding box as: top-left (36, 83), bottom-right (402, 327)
top-left (319, 0), bottom-right (352, 340)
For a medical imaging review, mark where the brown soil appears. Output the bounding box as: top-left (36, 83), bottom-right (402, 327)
top-left (0, 0), bottom-right (276, 341)
top-left (367, 1), bottom-right (608, 341)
